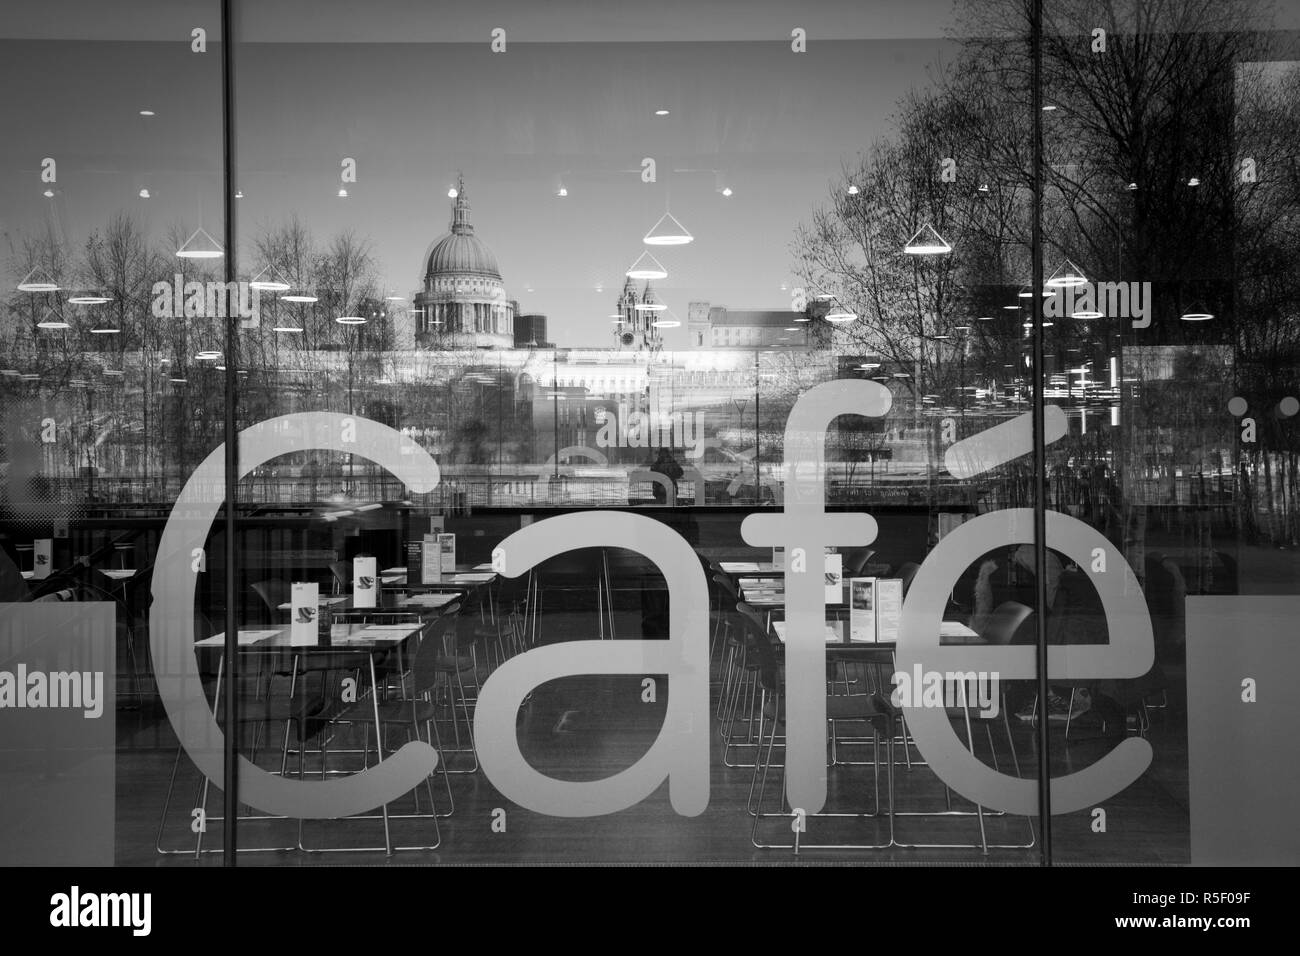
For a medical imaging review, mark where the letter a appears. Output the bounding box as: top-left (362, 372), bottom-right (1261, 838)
top-left (474, 512), bottom-right (709, 817)
top-left (791, 27), bottom-right (806, 52)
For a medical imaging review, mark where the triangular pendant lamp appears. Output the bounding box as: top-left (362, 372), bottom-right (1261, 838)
top-left (249, 266), bottom-right (291, 292)
top-left (1179, 301), bottom-right (1214, 322)
top-left (903, 223), bottom-right (951, 255)
top-left (36, 308), bottom-right (69, 329)
top-left (17, 267), bottom-right (59, 293)
top-left (644, 212), bottom-right (693, 246)
top-left (67, 289), bottom-right (113, 305)
top-left (176, 227), bottom-right (224, 259)
top-left (1045, 258), bottom-right (1087, 288)
top-left (824, 297), bottom-right (857, 322)
top-left (626, 251), bottom-right (668, 280)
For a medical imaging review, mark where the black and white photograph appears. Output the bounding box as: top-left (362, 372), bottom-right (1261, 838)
top-left (0, 0), bottom-right (1295, 931)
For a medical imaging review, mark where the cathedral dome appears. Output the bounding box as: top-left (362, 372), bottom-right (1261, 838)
top-left (424, 181), bottom-right (502, 280)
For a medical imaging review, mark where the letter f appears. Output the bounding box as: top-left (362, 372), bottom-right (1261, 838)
top-left (740, 380), bottom-right (891, 813)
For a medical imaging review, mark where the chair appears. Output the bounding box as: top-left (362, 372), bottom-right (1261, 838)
top-left (303, 612), bottom-right (459, 853)
top-left (897, 562), bottom-right (921, 598)
top-left (156, 611), bottom-right (329, 857)
top-left (888, 600), bottom-right (1036, 853)
top-left (430, 603), bottom-right (479, 773)
top-left (328, 561), bottom-right (350, 595)
top-left (250, 579), bottom-right (290, 621)
top-left (842, 548), bottom-right (876, 577)
top-left (738, 602), bottom-right (898, 851)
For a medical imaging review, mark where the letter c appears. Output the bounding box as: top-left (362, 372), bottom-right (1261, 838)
top-left (150, 413), bottom-right (441, 818)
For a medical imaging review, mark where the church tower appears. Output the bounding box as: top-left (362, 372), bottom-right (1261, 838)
top-left (613, 278), bottom-right (662, 353)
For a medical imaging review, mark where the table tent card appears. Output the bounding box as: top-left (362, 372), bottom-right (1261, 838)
top-left (438, 532), bottom-right (457, 573)
top-left (850, 577), bottom-right (877, 642)
top-left (32, 538), bottom-right (52, 579)
top-left (824, 552), bottom-right (843, 604)
top-left (352, 555), bottom-right (377, 608)
top-left (421, 534), bottom-right (442, 584)
top-left (290, 582), bottom-right (319, 646)
top-left (875, 578), bottom-right (903, 643)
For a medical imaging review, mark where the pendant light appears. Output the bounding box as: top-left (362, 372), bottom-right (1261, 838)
top-left (249, 266), bottom-right (291, 292)
top-left (903, 223), bottom-right (951, 255)
top-left (626, 251), bottom-right (668, 280)
top-left (643, 211), bottom-right (693, 246)
top-left (175, 227), bottom-right (224, 259)
top-left (17, 267), bottom-right (59, 293)
top-left (1045, 258), bottom-right (1087, 288)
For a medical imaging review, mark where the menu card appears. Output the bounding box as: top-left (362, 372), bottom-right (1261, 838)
top-left (421, 534), bottom-right (442, 584)
top-left (290, 582), bottom-right (319, 646)
top-left (824, 552), bottom-right (843, 604)
top-left (850, 577), bottom-right (876, 642)
top-left (32, 538), bottom-right (52, 579)
top-left (352, 555), bottom-right (377, 608)
top-left (438, 532), bottom-right (457, 573)
top-left (875, 578), bottom-right (903, 643)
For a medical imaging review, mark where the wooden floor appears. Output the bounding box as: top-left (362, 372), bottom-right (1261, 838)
top-left (115, 611), bottom-right (1190, 865)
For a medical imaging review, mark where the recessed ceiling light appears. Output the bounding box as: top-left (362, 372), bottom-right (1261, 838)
top-left (139, 188), bottom-right (150, 198)
top-left (139, 109), bottom-right (155, 116)
top-left (335, 315), bottom-right (366, 324)
top-left (448, 187), bottom-right (458, 198)
top-left (338, 187), bottom-right (348, 197)
top-left (721, 186), bottom-right (733, 197)
top-left (847, 184), bottom-right (860, 195)
top-left (273, 325), bottom-right (304, 333)
top-left (654, 109), bottom-right (670, 116)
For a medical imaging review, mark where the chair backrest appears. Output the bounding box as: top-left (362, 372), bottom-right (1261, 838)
top-left (898, 561), bottom-right (921, 597)
top-left (982, 600), bottom-right (1033, 645)
top-left (410, 611), bottom-right (456, 696)
top-left (842, 548), bottom-right (876, 576)
top-left (436, 602), bottom-right (463, 655)
top-left (735, 601), bottom-right (781, 691)
top-left (328, 561), bottom-right (350, 592)
top-left (250, 579), bottom-right (290, 614)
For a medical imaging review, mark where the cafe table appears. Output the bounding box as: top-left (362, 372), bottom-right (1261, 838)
top-left (194, 616), bottom-right (434, 851)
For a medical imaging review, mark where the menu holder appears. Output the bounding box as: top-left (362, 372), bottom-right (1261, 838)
top-left (875, 578), bottom-right (903, 643)
top-left (421, 534), bottom-right (442, 584)
top-left (824, 553), bottom-right (843, 604)
top-left (32, 538), bottom-right (52, 580)
top-left (290, 582), bottom-right (319, 646)
top-left (353, 555), bottom-right (377, 608)
top-left (849, 577), bottom-right (877, 643)
top-left (437, 532), bottom-right (456, 573)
